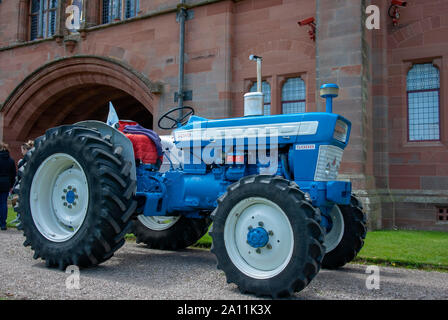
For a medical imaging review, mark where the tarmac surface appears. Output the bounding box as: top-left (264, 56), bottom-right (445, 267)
top-left (1, 229), bottom-right (447, 300)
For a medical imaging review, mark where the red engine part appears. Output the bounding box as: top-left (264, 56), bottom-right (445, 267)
top-left (117, 120), bottom-right (161, 165)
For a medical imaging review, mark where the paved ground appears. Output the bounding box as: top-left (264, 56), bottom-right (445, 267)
top-left (1, 229), bottom-right (447, 300)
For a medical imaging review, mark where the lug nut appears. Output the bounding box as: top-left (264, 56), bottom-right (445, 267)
top-left (266, 244), bottom-right (272, 250)
top-left (73, 202), bottom-right (77, 206)
top-left (268, 230), bottom-right (274, 236)
top-left (256, 248), bottom-right (261, 254)
top-left (68, 205), bottom-right (72, 209)
top-left (258, 221), bottom-right (264, 227)
top-left (63, 202), bottom-right (67, 207)
top-left (63, 189), bottom-right (67, 193)
top-left (73, 188), bottom-right (77, 193)
top-left (248, 225), bottom-right (253, 230)
top-left (61, 196), bottom-right (65, 200)
top-left (68, 186), bottom-right (72, 190)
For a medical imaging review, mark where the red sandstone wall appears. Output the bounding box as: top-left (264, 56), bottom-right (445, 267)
top-left (386, 0), bottom-right (448, 191)
top-left (369, 0), bottom-right (448, 229)
top-left (0, 1), bottom-right (20, 47)
top-left (232, 0), bottom-right (317, 116)
top-left (0, 0), bottom-right (316, 152)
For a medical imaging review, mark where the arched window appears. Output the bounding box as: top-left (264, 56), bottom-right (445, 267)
top-left (282, 77), bottom-right (306, 114)
top-left (249, 81), bottom-right (271, 115)
top-left (102, 0), bottom-right (139, 24)
top-left (29, 0), bottom-right (58, 41)
top-left (407, 63), bottom-right (440, 141)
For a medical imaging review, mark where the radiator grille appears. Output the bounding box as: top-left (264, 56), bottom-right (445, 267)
top-left (314, 145), bottom-right (344, 181)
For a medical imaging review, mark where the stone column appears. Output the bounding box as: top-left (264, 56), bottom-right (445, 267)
top-left (316, 0), bottom-right (382, 229)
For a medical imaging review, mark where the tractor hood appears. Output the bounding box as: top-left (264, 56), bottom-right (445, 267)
top-left (173, 113), bottom-right (352, 149)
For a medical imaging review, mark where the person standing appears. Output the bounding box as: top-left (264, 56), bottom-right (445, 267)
top-left (10, 140), bottom-right (34, 226)
top-left (0, 142), bottom-right (16, 231)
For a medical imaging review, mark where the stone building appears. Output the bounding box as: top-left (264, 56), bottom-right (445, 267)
top-left (0, 0), bottom-right (447, 231)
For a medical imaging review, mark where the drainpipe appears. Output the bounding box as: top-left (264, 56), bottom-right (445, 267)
top-left (177, 0), bottom-right (187, 120)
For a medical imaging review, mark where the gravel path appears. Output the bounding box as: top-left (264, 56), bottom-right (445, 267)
top-left (1, 229), bottom-right (447, 300)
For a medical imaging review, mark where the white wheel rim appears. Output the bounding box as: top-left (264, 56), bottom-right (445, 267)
top-left (137, 215), bottom-right (180, 231)
top-left (30, 153), bottom-right (89, 242)
top-left (324, 205), bottom-right (345, 253)
top-left (224, 197), bottom-right (294, 280)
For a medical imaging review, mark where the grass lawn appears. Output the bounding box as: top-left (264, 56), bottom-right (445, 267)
top-left (6, 207), bottom-right (448, 271)
top-left (354, 230), bottom-right (448, 271)
top-left (6, 207), bottom-right (17, 228)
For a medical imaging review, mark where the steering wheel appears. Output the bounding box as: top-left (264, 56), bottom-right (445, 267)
top-left (158, 106), bottom-right (195, 130)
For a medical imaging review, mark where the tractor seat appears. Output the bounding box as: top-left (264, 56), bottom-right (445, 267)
top-left (117, 120), bottom-right (163, 168)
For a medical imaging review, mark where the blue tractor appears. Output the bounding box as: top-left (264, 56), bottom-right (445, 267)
top-left (15, 80), bottom-right (366, 298)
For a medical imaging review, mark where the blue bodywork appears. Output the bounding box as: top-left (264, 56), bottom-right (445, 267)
top-left (134, 84), bottom-right (351, 234)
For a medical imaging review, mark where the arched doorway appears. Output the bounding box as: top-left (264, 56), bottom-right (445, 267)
top-left (1, 56), bottom-right (158, 159)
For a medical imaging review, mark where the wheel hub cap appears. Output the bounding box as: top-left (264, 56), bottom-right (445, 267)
top-left (247, 227), bottom-right (269, 248)
top-left (224, 197), bottom-right (294, 279)
top-left (66, 190), bottom-right (76, 204)
top-left (30, 153), bottom-right (89, 242)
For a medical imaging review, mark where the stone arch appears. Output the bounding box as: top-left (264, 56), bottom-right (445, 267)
top-left (2, 55), bottom-right (159, 156)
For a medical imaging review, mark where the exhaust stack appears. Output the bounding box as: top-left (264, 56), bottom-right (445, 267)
top-left (244, 55), bottom-right (264, 116)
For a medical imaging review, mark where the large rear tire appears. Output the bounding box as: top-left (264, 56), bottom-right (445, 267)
top-left (16, 125), bottom-right (137, 269)
top-left (322, 195), bottom-right (367, 269)
top-left (132, 215), bottom-right (211, 250)
top-left (210, 175), bottom-right (324, 298)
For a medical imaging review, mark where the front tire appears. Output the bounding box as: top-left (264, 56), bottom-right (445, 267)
top-left (17, 125), bottom-right (137, 269)
top-left (210, 175), bottom-right (324, 298)
top-left (322, 195), bottom-right (367, 269)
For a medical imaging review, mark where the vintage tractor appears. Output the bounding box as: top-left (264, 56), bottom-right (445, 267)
top-left (14, 71), bottom-right (366, 298)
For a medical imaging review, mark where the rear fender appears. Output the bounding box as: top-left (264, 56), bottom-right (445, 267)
top-left (75, 120), bottom-right (137, 182)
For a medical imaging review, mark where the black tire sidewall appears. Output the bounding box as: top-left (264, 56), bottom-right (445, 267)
top-left (19, 126), bottom-right (135, 268)
top-left (211, 176), bottom-right (323, 297)
top-left (21, 134), bottom-right (100, 254)
top-left (322, 197), bottom-right (367, 269)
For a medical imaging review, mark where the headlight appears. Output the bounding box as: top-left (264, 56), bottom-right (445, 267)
top-left (333, 120), bottom-right (348, 143)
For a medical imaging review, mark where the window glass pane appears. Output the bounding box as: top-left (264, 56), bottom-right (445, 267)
top-left (408, 90), bottom-right (440, 141)
top-left (42, 10), bottom-right (47, 37)
top-left (407, 63), bottom-right (440, 141)
top-left (282, 77), bottom-right (306, 114)
top-left (49, 9), bottom-right (56, 36)
top-left (102, 0), bottom-right (111, 24)
top-left (250, 81), bottom-right (271, 115)
top-left (30, 15), bottom-right (39, 40)
top-left (407, 63), bottom-right (440, 91)
top-left (282, 102), bottom-right (306, 114)
top-left (125, 0), bottom-right (137, 18)
top-left (31, 0), bottom-right (40, 13)
top-left (112, 0), bottom-right (121, 20)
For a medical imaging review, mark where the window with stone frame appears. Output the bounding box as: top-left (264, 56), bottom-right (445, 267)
top-left (102, 0), bottom-right (139, 24)
top-left (249, 81), bottom-right (271, 116)
top-left (281, 77), bottom-right (306, 114)
top-left (29, 0), bottom-right (58, 41)
top-left (407, 63), bottom-right (441, 141)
